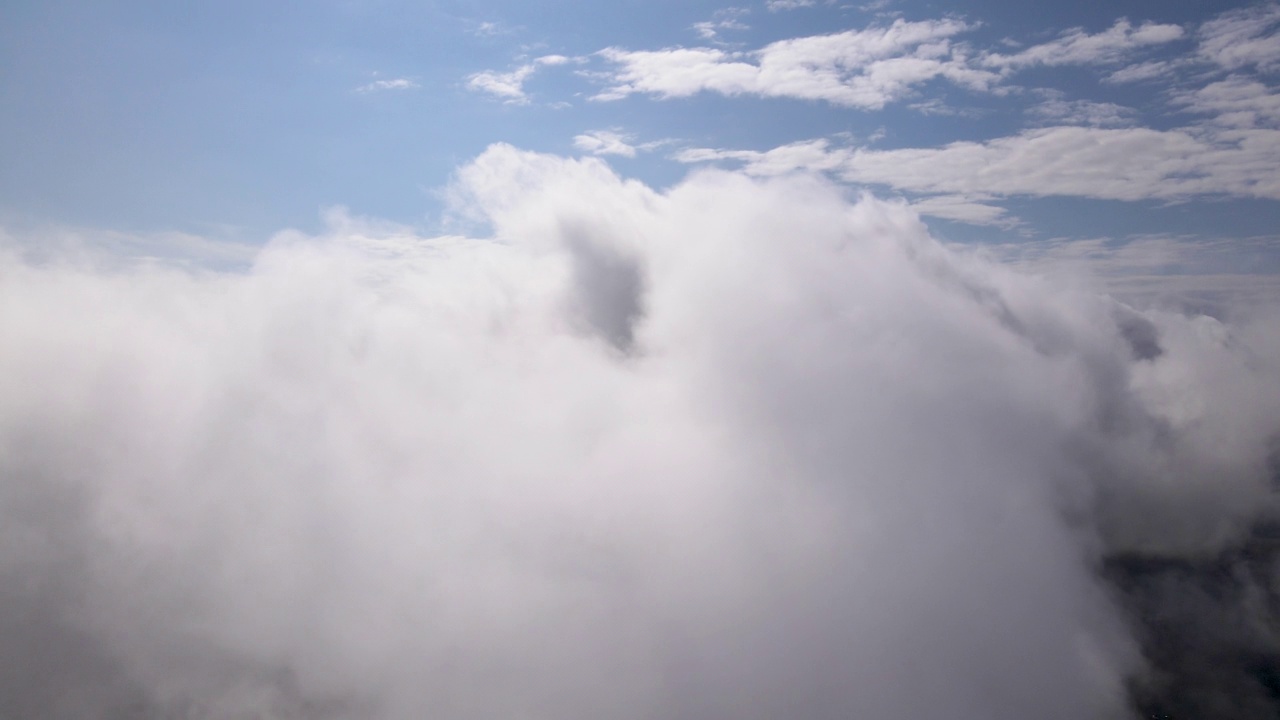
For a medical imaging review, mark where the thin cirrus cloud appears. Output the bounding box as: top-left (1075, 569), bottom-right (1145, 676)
top-left (356, 77), bottom-right (419, 93)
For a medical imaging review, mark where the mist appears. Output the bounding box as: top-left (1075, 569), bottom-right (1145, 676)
top-left (2, 144), bottom-right (1279, 719)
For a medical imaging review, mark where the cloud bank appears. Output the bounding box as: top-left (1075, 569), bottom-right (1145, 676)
top-left (2, 146), bottom-right (1280, 719)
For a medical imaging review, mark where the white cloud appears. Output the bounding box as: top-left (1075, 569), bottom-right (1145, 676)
top-left (467, 65), bottom-right (537, 103)
top-left (1028, 97), bottom-right (1136, 127)
top-left (982, 19), bottom-right (1185, 69)
top-left (356, 78), bottom-right (419, 93)
top-left (1104, 59), bottom-right (1179, 84)
top-left (573, 130), bottom-right (640, 157)
top-left (4, 145), bottom-right (1280, 717)
top-left (1174, 76), bottom-right (1280, 128)
top-left (466, 55), bottom-right (578, 103)
top-left (680, 124), bottom-right (1280, 207)
top-left (692, 8), bottom-right (751, 41)
top-left (595, 18), bottom-right (1000, 108)
top-left (989, 235), bottom-right (1280, 307)
top-left (905, 193), bottom-right (1014, 225)
top-left (1198, 3), bottom-right (1280, 72)
top-left (767, 0), bottom-right (815, 10)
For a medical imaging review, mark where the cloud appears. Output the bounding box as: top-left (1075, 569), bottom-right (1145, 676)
top-left (692, 8), bottom-right (751, 41)
top-left (466, 55), bottom-right (577, 103)
top-left (679, 124), bottom-right (1280, 209)
top-left (766, 0), bottom-right (815, 11)
top-left (1104, 59), bottom-right (1179, 83)
top-left (1198, 3), bottom-right (1280, 72)
top-left (1174, 76), bottom-right (1280, 128)
top-left (2, 146), bottom-right (1280, 718)
top-left (594, 18), bottom-right (1000, 108)
top-left (572, 130), bottom-right (645, 157)
top-left (1027, 96), bottom-right (1137, 127)
top-left (982, 19), bottom-right (1185, 69)
top-left (987, 234), bottom-right (1280, 310)
top-left (356, 78), bottom-right (419, 93)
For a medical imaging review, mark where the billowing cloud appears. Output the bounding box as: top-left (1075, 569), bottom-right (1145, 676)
top-left (594, 18), bottom-right (1000, 108)
top-left (2, 146), bottom-right (1280, 719)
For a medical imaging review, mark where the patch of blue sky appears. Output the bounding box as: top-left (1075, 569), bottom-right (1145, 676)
top-left (1, 0), bottom-right (1278, 270)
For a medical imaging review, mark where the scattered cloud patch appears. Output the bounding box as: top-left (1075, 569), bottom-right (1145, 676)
top-left (1174, 76), bottom-right (1280, 128)
top-left (1028, 96), bottom-right (1136, 127)
top-left (693, 7), bottom-right (751, 41)
top-left (466, 55), bottom-right (572, 103)
top-left (356, 78), bottom-right (419, 93)
top-left (1198, 3), bottom-right (1280, 72)
top-left (595, 18), bottom-right (1000, 108)
top-left (574, 130), bottom-right (639, 157)
top-left (1104, 59), bottom-right (1180, 84)
top-left (767, 0), bottom-right (816, 11)
top-left (982, 19), bottom-right (1185, 69)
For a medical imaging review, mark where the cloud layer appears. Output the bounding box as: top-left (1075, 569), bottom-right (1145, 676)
top-left (2, 146), bottom-right (1280, 718)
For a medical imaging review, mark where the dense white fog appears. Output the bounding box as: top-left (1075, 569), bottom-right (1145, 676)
top-left (2, 145), bottom-right (1279, 718)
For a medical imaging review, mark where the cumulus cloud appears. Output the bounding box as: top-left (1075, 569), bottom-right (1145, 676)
top-left (2, 146), bottom-right (1280, 719)
top-left (594, 18), bottom-right (1000, 108)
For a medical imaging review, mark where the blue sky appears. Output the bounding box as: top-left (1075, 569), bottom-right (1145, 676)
top-left (3, 0), bottom-right (1279, 275)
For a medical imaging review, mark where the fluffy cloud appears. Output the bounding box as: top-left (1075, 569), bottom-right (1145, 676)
top-left (594, 18), bottom-right (999, 108)
top-left (1, 146), bottom-right (1279, 718)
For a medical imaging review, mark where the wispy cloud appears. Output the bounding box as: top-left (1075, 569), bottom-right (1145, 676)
top-left (767, 0), bottom-right (815, 11)
top-left (1174, 76), bottom-right (1280, 129)
top-left (466, 55), bottom-right (573, 104)
top-left (594, 18), bottom-right (999, 109)
top-left (573, 130), bottom-right (669, 157)
top-left (982, 19), bottom-right (1185, 69)
top-left (1027, 96), bottom-right (1136, 127)
top-left (693, 8), bottom-right (750, 41)
top-left (1198, 3), bottom-right (1280, 72)
top-left (356, 78), bottom-right (419, 93)
top-left (676, 120), bottom-right (1280, 223)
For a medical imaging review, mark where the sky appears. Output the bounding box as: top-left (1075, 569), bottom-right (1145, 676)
top-left (4, 3), bottom-right (1280, 719)
top-left (3, 1), bottom-right (1280, 267)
